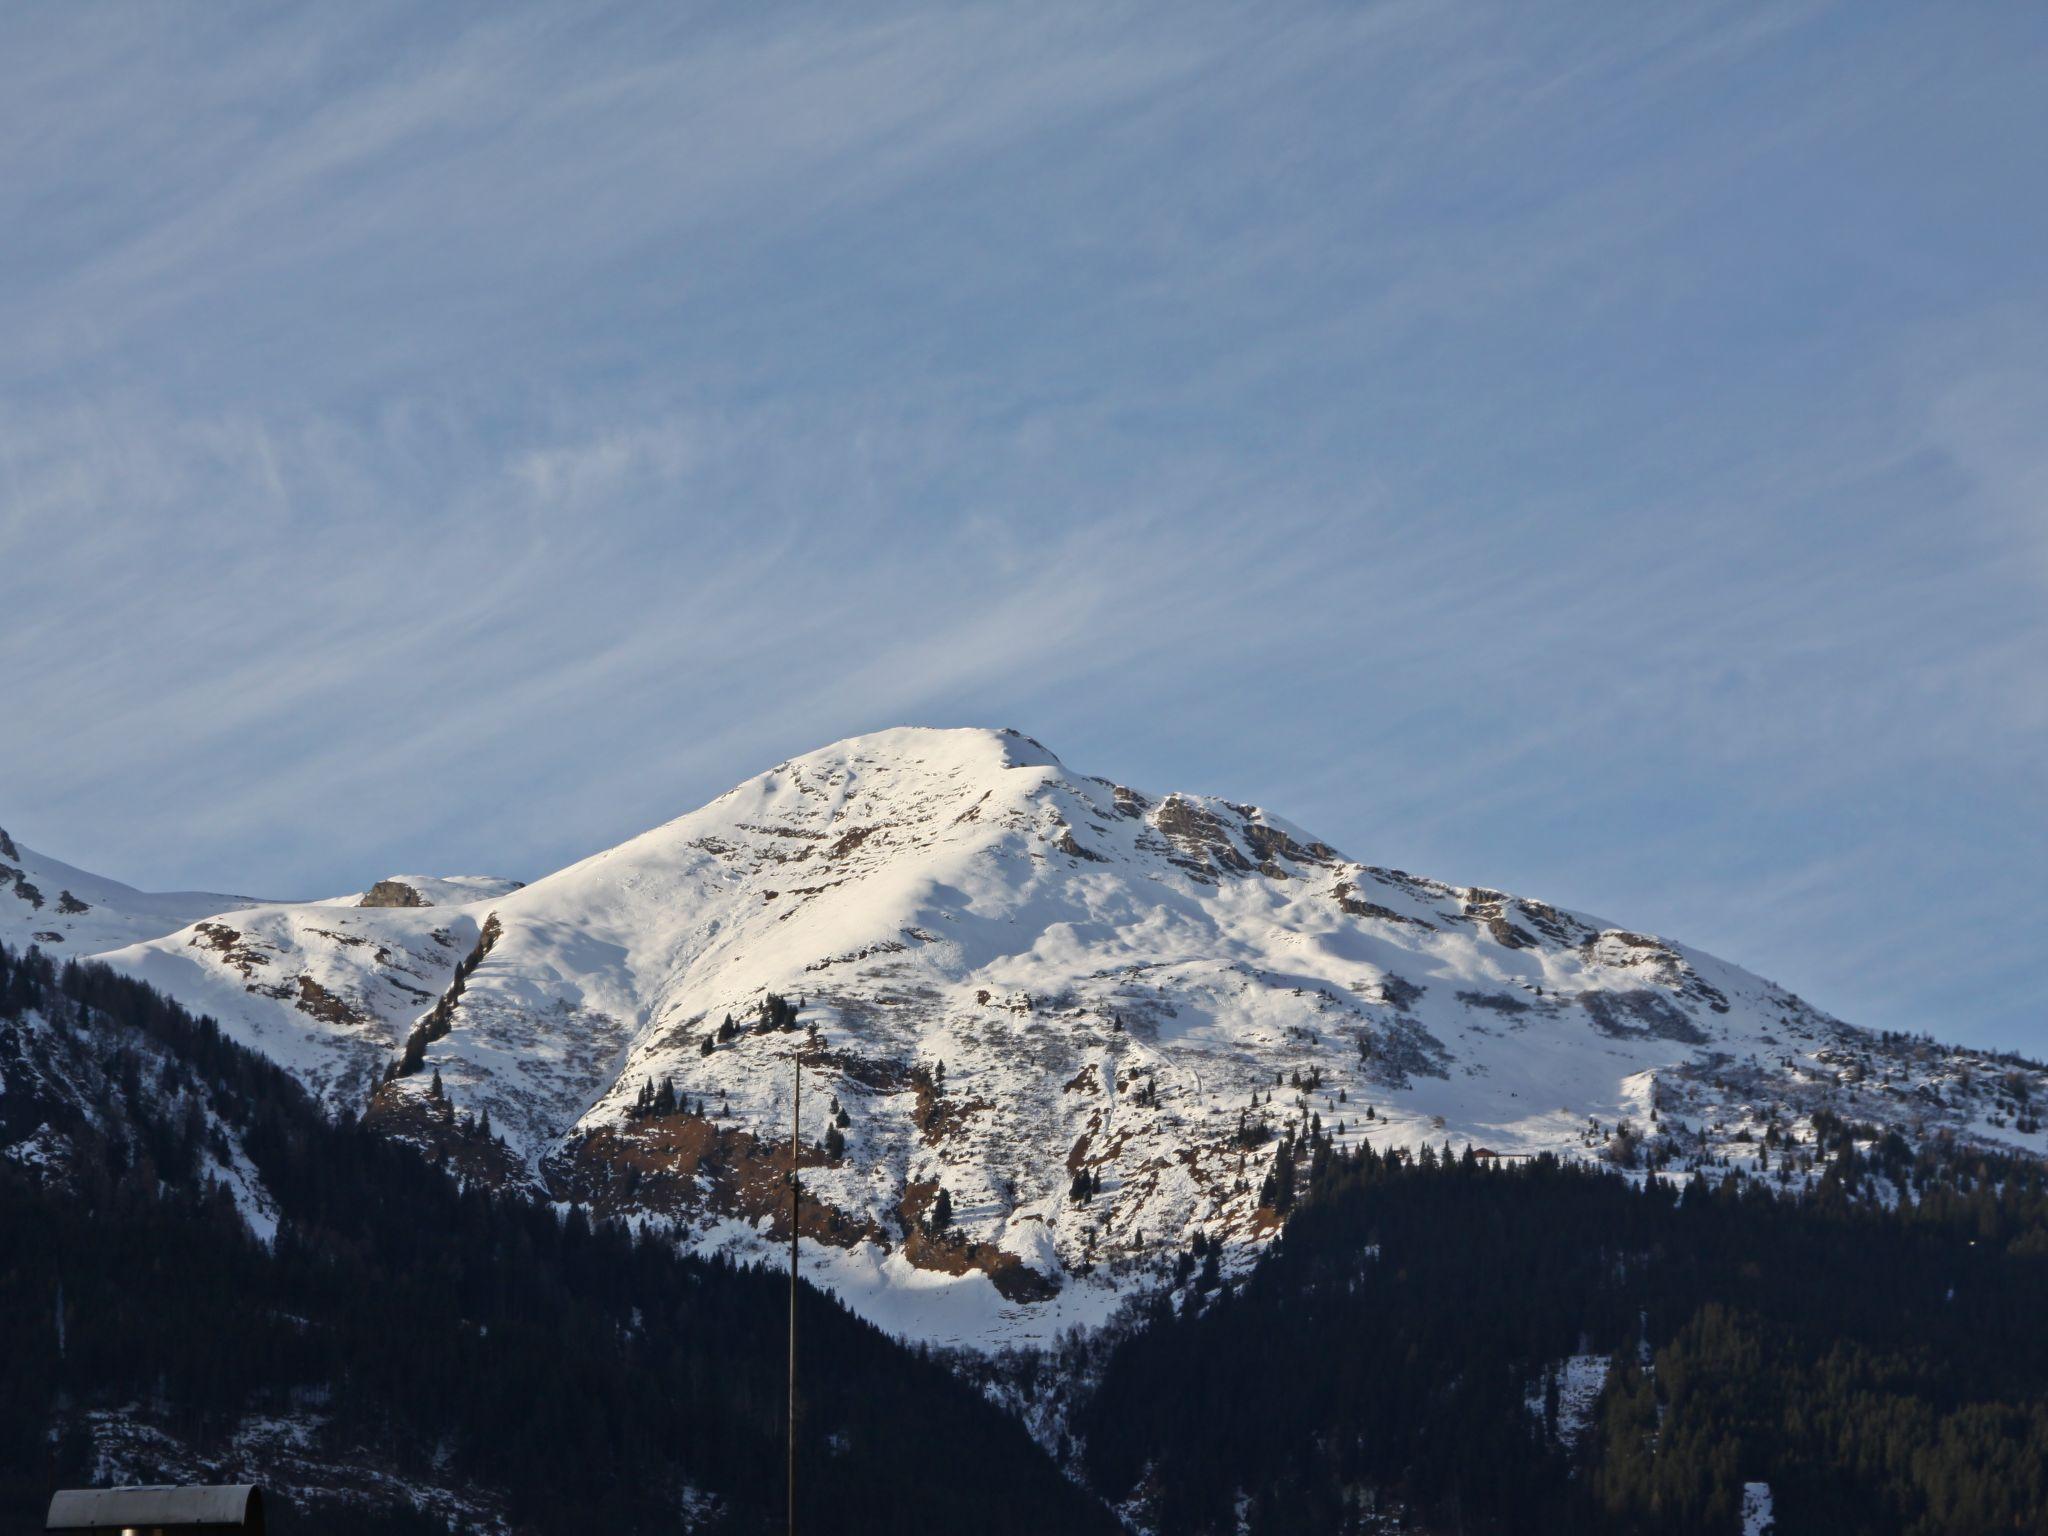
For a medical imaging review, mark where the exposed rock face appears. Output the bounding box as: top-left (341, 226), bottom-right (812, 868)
top-left (1, 863), bottom-right (45, 909)
top-left (359, 880), bottom-right (428, 908)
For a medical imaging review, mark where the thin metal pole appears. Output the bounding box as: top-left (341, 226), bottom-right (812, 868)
top-left (788, 1044), bottom-right (800, 1536)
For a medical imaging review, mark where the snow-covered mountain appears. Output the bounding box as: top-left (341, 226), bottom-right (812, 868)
top-left (0, 825), bottom-right (267, 955)
top-left (19, 728), bottom-right (2046, 1349)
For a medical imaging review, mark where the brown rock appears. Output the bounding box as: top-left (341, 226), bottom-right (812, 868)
top-left (358, 879), bottom-right (428, 908)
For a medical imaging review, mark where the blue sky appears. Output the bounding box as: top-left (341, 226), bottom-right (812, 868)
top-left (1, 2), bottom-right (2042, 1050)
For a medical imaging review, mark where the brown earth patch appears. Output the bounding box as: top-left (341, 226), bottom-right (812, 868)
top-left (364, 1084), bottom-right (532, 1191)
top-left (901, 1225), bottom-right (1060, 1302)
top-left (895, 1180), bottom-right (1058, 1301)
top-left (549, 1116), bottom-right (885, 1250)
top-left (913, 1075), bottom-right (990, 1145)
top-left (1067, 1125), bottom-right (1098, 1172)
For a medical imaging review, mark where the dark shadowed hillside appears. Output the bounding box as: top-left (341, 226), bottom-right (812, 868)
top-left (0, 943), bottom-right (1116, 1535)
top-left (1078, 1134), bottom-right (2048, 1535)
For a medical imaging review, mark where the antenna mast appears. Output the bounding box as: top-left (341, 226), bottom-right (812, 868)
top-left (788, 1042), bottom-right (800, 1536)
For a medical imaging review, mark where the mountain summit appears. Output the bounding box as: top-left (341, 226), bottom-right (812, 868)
top-left (18, 726), bottom-right (2039, 1348)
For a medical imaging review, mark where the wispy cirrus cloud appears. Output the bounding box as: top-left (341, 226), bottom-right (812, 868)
top-left (1, 0), bottom-right (2044, 1049)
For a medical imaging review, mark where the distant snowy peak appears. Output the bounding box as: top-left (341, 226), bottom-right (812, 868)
top-left (0, 826), bottom-right (265, 955)
top-left (48, 728), bottom-right (2048, 1351)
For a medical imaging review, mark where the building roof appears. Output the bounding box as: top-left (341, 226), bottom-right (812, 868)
top-left (47, 1485), bottom-right (265, 1530)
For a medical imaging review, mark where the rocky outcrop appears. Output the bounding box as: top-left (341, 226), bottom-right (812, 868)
top-left (1151, 794), bottom-right (1254, 881)
top-left (1334, 878), bottom-right (1436, 928)
top-left (294, 975), bottom-right (371, 1028)
top-left (0, 863), bottom-right (45, 910)
top-left (190, 922), bottom-right (271, 980)
top-left (359, 879), bottom-right (428, 908)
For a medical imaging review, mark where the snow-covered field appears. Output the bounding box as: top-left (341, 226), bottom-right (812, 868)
top-left (9, 727), bottom-right (2044, 1351)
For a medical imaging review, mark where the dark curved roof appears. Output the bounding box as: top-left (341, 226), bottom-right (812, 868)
top-left (47, 1484), bottom-right (265, 1530)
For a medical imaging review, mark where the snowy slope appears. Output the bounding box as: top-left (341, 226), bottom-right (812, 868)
top-left (0, 825), bottom-right (266, 954)
top-left (80, 728), bottom-right (2048, 1349)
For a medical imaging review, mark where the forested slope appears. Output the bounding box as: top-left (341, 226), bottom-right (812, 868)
top-left (1079, 1134), bottom-right (2048, 1535)
top-left (0, 944), bottom-right (1116, 1534)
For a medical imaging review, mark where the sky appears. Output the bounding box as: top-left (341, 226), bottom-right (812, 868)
top-left (1, 2), bottom-right (2043, 1051)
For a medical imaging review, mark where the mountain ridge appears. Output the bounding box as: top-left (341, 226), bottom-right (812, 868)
top-left (11, 726), bottom-right (2043, 1349)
